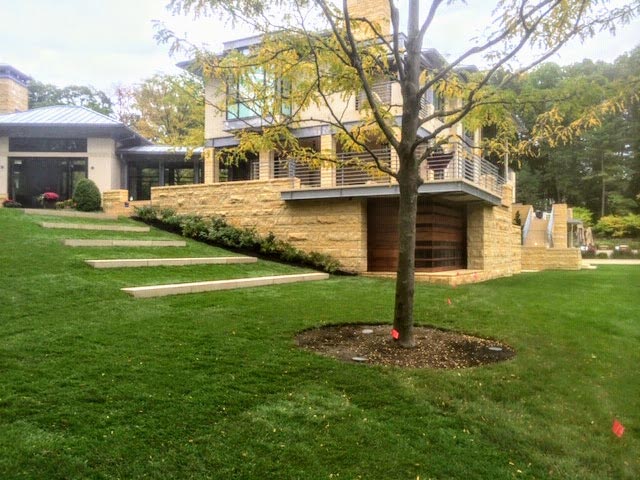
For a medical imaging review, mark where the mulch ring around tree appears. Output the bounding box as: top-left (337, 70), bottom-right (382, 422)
top-left (296, 324), bottom-right (516, 369)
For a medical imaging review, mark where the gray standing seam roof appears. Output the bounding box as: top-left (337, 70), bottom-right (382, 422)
top-left (0, 105), bottom-right (122, 126)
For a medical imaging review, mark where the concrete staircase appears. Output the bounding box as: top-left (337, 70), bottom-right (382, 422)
top-left (524, 217), bottom-right (548, 247)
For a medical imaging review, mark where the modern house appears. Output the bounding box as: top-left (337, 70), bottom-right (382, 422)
top-left (1, 0), bottom-right (582, 280)
top-left (0, 64), bottom-right (202, 208)
top-left (100, 0), bottom-right (530, 281)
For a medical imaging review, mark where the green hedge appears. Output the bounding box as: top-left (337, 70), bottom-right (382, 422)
top-left (134, 206), bottom-right (342, 274)
top-left (73, 179), bottom-right (102, 212)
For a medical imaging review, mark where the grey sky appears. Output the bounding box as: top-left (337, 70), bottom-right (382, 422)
top-left (1, 0), bottom-right (638, 94)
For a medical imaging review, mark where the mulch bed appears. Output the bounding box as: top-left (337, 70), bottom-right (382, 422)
top-left (296, 324), bottom-right (516, 369)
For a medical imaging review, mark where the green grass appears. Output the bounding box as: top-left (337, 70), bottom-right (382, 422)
top-left (1, 208), bottom-right (638, 479)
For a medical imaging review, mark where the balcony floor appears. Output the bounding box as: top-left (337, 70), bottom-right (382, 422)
top-left (281, 180), bottom-right (502, 206)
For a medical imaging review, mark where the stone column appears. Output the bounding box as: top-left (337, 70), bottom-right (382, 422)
top-left (203, 147), bottom-right (218, 184)
top-left (259, 149), bottom-right (274, 180)
top-left (320, 134), bottom-right (335, 188)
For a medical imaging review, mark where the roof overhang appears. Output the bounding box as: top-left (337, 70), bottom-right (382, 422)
top-left (0, 124), bottom-right (150, 146)
top-left (281, 181), bottom-right (502, 206)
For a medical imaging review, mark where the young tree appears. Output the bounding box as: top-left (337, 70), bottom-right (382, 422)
top-left (163, 0), bottom-right (639, 347)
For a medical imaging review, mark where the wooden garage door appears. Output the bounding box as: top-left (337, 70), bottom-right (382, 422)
top-left (367, 198), bottom-right (466, 272)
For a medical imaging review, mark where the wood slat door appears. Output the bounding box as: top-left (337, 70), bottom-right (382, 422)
top-left (367, 198), bottom-right (466, 272)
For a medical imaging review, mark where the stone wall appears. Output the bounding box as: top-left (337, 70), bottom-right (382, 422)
top-left (135, 180), bottom-right (368, 272)
top-left (467, 185), bottom-right (522, 280)
top-left (102, 190), bottom-right (150, 217)
top-left (552, 203), bottom-right (568, 248)
top-left (521, 247), bottom-right (582, 271)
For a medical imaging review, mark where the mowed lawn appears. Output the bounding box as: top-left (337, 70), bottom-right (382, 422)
top-left (0, 208), bottom-right (638, 479)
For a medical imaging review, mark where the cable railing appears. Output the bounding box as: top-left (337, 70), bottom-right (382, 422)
top-left (274, 157), bottom-right (321, 187)
top-left (281, 142), bottom-right (504, 196)
top-left (547, 206), bottom-right (555, 248)
top-left (522, 207), bottom-right (533, 245)
top-left (335, 148), bottom-right (393, 186)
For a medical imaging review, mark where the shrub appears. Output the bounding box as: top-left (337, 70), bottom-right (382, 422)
top-left (2, 199), bottom-right (22, 208)
top-left (594, 214), bottom-right (640, 238)
top-left (55, 199), bottom-right (76, 209)
top-left (596, 252), bottom-right (609, 259)
top-left (133, 206), bottom-right (341, 273)
top-left (73, 179), bottom-right (102, 212)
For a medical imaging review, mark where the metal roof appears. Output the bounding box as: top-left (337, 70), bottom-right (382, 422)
top-left (0, 105), bottom-right (121, 126)
top-left (0, 105), bottom-right (152, 145)
top-left (119, 145), bottom-right (203, 156)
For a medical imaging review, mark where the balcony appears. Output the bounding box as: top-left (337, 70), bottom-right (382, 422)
top-left (280, 142), bottom-right (506, 206)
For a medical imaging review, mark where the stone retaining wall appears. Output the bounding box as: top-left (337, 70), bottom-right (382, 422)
top-left (521, 247), bottom-right (582, 271)
top-left (144, 180), bottom-right (368, 272)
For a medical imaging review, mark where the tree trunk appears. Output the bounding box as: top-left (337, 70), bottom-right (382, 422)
top-left (392, 164), bottom-right (419, 347)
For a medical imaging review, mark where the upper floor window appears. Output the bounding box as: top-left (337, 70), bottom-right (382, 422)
top-left (9, 137), bottom-right (87, 152)
top-left (226, 70), bottom-right (292, 120)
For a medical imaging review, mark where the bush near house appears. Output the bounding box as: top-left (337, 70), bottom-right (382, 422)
top-left (72, 179), bottom-right (102, 212)
top-left (134, 206), bottom-right (342, 273)
top-left (2, 199), bottom-right (22, 208)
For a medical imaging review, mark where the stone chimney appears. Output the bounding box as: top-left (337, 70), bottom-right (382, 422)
top-left (0, 64), bottom-right (30, 114)
top-left (346, 0), bottom-right (391, 37)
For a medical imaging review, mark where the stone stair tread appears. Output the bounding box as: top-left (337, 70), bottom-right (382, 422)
top-left (24, 209), bottom-right (118, 220)
top-left (122, 273), bottom-right (330, 298)
top-left (86, 257), bottom-right (257, 268)
top-left (41, 222), bottom-right (149, 232)
top-left (64, 239), bottom-right (186, 247)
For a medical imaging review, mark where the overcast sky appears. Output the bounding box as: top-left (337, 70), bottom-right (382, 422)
top-left (1, 0), bottom-right (639, 94)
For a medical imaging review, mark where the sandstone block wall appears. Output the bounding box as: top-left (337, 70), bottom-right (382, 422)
top-left (145, 180), bottom-right (368, 272)
top-left (102, 190), bottom-right (150, 217)
top-left (552, 203), bottom-right (568, 248)
top-left (0, 78), bottom-right (28, 114)
top-left (521, 247), bottom-right (582, 271)
top-left (467, 192), bottom-right (521, 280)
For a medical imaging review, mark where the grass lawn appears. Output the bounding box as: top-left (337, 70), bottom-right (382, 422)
top-left (0, 208), bottom-right (638, 479)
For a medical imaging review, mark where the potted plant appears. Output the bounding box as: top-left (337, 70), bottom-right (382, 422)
top-left (38, 191), bottom-right (59, 209)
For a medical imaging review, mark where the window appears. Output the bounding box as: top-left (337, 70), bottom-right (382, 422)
top-left (227, 69), bottom-right (265, 120)
top-left (226, 70), bottom-right (292, 120)
top-left (9, 138), bottom-right (87, 152)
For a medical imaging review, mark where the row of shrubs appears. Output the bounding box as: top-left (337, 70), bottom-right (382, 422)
top-left (133, 206), bottom-right (342, 274)
top-left (581, 250), bottom-right (640, 259)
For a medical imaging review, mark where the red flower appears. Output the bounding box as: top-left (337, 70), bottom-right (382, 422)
top-left (43, 192), bottom-right (59, 201)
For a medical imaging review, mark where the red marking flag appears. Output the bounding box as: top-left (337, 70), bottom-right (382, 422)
top-left (391, 329), bottom-right (400, 340)
top-left (612, 419), bottom-right (625, 438)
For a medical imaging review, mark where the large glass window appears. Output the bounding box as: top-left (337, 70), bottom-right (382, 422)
top-left (8, 157), bottom-right (87, 208)
top-left (9, 138), bottom-right (87, 152)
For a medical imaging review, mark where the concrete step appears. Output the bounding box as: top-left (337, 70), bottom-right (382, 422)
top-left (41, 222), bottom-right (150, 232)
top-left (122, 272), bottom-right (330, 298)
top-left (24, 208), bottom-right (117, 220)
top-left (64, 239), bottom-right (186, 247)
top-left (86, 256), bottom-right (257, 268)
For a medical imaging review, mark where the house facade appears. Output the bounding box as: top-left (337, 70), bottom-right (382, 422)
top-left (102, 0), bottom-right (533, 280)
top-left (0, 64), bottom-right (203, 209)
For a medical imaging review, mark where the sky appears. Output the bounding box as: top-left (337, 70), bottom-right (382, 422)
top-left (1, 0), bottom-right (639, 95)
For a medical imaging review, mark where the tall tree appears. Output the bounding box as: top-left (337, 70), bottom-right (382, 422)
top-left (163, 0), bottom-right (640, 347)
top-left (28, 81), bottom-right (113, 115)
top-left (115, 74), bottom-right (204, 147)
